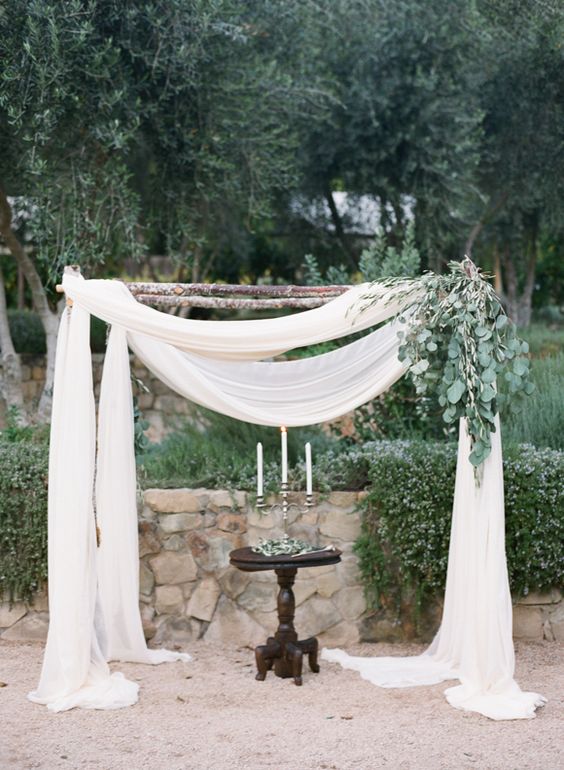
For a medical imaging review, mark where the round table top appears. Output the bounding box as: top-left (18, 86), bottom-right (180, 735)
top-left (229, 545), bottom-right (342, 572)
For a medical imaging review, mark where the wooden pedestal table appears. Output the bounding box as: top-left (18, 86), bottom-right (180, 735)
top-left (229, 546), bottom-right (342, 686)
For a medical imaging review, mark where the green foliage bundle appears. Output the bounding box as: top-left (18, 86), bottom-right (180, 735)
top-left (363, 259), bottom-right (534, 466)
top-left (354, 441), bottom-right (564, 623)
top-left (0, 417), bottom-right (49, 602)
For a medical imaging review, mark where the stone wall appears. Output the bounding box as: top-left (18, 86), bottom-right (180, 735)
top-left (0, 353), bottom-right (194, 441)
top-left (137, 489), bottom-right (367, 649)
top-left (1, 488), bottom-right (563, 646)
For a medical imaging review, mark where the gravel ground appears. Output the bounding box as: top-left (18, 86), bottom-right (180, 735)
top-left (1, 639), bottom-right (562, 770)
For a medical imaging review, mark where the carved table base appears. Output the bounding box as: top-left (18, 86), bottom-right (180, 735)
top-left (229, 546), bottom-right (342, 686)
top-left (254, 568), bottom-right (319, 686)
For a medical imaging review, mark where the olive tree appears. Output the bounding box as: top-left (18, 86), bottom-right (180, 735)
top-left (0, 0), bottom-right (320, 420)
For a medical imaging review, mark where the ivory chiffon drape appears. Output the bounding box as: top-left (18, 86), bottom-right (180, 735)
top-left (29, 270), bottom-right (544, 718)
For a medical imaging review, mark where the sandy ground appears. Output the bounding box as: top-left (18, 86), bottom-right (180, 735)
top-left (0, 639), bottom-right (562, 770)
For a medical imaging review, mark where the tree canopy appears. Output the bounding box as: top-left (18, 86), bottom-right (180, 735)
top-left (0, 0), bottom-right (563, 419)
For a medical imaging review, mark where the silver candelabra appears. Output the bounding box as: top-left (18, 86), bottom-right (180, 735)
top-left (256, 482), bottom-right (314, 539)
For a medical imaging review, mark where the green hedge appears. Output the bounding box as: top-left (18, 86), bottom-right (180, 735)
top-left (7, 309), bottom-right (107, 354)
top-left (1, 428), bottom-right (562, 611)
top-left (354, 441), bottom-right (564, 625)
top-left (0, 439), bottom-right (49, 602)
top-left (8, 310), bottom-right (47, 355)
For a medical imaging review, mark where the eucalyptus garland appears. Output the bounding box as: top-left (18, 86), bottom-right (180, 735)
top-left (361, 258), bottom-right (534, 468)
top-left (252, 537), bottom-right (324, 557)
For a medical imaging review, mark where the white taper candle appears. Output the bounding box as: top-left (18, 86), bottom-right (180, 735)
top-left (305, 442), bottom-right (312, 495)
top-left (256, 442), bottom-right (263, 497)
top-left (281, 426), bottom-right (288, 484)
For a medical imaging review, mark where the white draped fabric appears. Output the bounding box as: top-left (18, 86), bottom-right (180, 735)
top-left (322, 418), bottom-right (546, 720)
top-left (28, 298), bottom-right (190, 714)
top-left (29, 270), bottom-right (545, 719)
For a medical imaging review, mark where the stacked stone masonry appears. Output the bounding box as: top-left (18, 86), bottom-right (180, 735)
top-left (1, 488), bottom-right (563, 647)
top-left (0, 353), bottom-right (195, 441)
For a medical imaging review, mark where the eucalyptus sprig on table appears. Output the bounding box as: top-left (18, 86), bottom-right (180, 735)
top-left (252, 538), bottom-right (319, 556)
top-left (361, 258), bottom-right (534, 468)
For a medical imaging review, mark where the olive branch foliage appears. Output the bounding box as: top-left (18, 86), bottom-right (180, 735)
top-left (360, 258), bottom-right (534, 468)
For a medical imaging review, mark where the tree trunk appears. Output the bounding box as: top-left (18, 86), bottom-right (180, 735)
top-left (17, 266), bottom-right (25, 309)
top-left (499, 245), bottom-right (536, 328)
top-left (324, 186), bottom-right (357, 270)
top-left (37, 309), bottom-right (61, 422)
top-left (0, 262), bottom-right (26, 421)
top-left (493, 246), bottom-right (504, 298)
top-left (500, 246), bottom-right (519, 323)
top-left (464, 192), bottom-right (508, 258)
top-left (517, 246), bottom-right (537, 328)
top-left (0, 184), bottom-right (59, 422)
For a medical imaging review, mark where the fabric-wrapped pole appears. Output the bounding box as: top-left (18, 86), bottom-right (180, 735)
top-left (96, 325), bottom-right (191, 665)
top-left (28, 300), bottom-right (139, 711)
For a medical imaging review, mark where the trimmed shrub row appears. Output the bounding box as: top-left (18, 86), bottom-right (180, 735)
top-left (354, 441), bottom-right (564, 624)
top-left (8, 309), bottom-right (107, 354)
top-left (1, 431), bottom-right (562, 612)
top-left (0, 439), bottom-right (49, 602)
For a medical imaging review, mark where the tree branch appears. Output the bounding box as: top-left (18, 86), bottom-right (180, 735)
top-left (324, 186), bottom-right (357, 270)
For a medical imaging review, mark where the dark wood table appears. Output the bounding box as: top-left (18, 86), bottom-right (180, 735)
top-left (229, 546), bottom-right (342, 686)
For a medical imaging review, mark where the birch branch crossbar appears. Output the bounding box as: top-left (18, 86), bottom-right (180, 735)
top-left (56, 280), bottom-right (351, 310)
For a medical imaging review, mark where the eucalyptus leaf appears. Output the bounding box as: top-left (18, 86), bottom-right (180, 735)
top-left (411, 359), bottom-right (430, 375)
top-left (443, 412), bottom-right (457, 424)
top-left (513, 359), bottom-right (529, 377)
top-left (479, 406), bottom-right (494, 421)
top-left (478, 352), bottom-right (492, 368)
top-left (469, 448), bottom-right (485, 467)
top-left (447, 380), bottom-right (465, 404)
top-left (481, 367), bottom-right (497, 384)
top-left (480, 383), bottom-right (496, 402)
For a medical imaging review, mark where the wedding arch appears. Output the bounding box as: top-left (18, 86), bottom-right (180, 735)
top-left (28, 265), bottom-right (545, 719)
